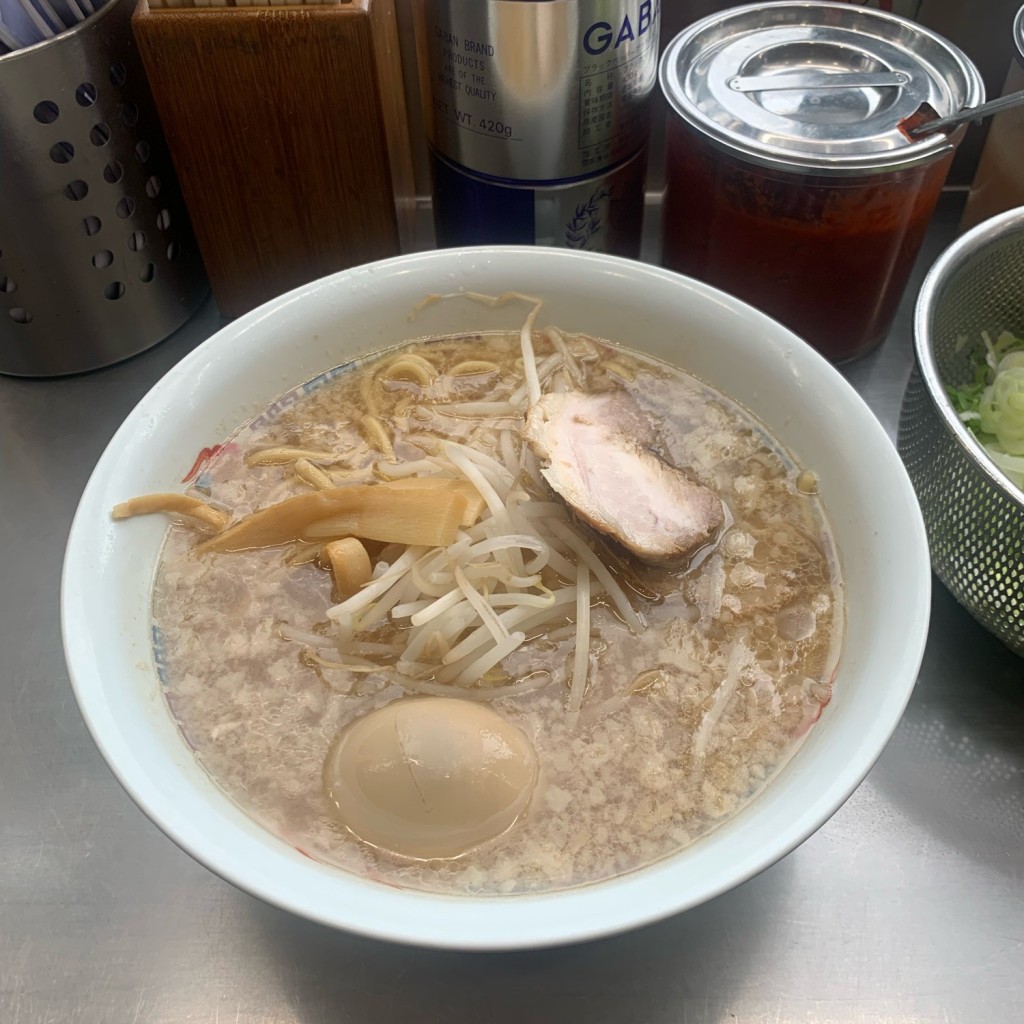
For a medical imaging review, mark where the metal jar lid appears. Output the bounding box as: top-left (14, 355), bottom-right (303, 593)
top-left (659, 1), bottom-right (984, 176)
top-left (1015, 3), bottom-right (1024, 64)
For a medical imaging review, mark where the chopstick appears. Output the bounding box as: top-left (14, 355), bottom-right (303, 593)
top-left (0, 19), bottom-right (24, 49)
top-left (0, 0), bottom-right (101, 52)
top-left (16, 0), bottom-right (55, 39)
top-left (33, 0), bottom-right (67, 31)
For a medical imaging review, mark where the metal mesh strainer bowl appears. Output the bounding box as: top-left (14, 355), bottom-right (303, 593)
top-left (897, 206), bottom-right (1024, 658)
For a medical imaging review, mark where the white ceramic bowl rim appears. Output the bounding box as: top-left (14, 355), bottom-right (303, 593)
top-left (62, 246), bottom-right (931, 950)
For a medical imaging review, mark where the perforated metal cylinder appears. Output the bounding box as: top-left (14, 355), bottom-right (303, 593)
top-left (897, 207), bottom-right (1024, 657)
top-left (0, 0), bottom-right (207, 376)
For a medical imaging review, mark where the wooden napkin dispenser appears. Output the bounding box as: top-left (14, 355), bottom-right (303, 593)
top-left (132, 0), bottom-right (415, 318)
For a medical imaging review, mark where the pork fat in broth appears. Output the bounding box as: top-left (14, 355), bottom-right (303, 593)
top-left (131, 303), bottom-right (842, 895)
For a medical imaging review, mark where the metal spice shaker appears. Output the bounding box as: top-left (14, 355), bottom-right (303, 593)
top-left (413, 0), bottom-right (661, 255)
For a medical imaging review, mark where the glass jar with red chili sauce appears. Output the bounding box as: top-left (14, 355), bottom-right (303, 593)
top-left (659, 3), bottom-right (984, 362)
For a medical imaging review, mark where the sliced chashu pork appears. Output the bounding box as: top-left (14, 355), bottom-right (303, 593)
top-left (522, 391), bottom-right (724, 565)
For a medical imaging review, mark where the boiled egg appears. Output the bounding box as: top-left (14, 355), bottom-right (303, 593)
top-left (322, 697), bottom-right (538, 860)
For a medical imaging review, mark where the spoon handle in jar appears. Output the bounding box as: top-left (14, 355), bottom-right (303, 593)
top-left (908, 89), bottom-right (1024, 136)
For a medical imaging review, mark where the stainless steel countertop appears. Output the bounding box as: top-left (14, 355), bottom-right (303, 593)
top-left (3, 195), bottom-right (1022, 1024)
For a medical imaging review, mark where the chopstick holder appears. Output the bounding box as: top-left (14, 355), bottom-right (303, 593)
top-left (131, 0), bottom-right (415, 318)
top-left (0, 0), bottom-right (209, 375)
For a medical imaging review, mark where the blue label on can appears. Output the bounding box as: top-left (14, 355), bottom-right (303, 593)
top-left (430, 148), bottom-right (646, 256)
top-left (431, 151), bottom-right (536, 246)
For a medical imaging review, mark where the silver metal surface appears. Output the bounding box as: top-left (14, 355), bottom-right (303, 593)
top-left (659, 1), bottom-right (985, 175)
top-left (413, 0), bottom-right (660, 182)
top-left (898, 206), bottom-right (1024, 656)
top-left (728, 71), bottom-right (911, 93)
top-left (0, 0), bottom-right (207, 377)
top-left (3, 194), bottom-right (1024, 1022)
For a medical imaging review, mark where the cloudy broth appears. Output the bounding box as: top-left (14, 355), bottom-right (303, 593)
top-left (152, 328), bottom-right (843, 895)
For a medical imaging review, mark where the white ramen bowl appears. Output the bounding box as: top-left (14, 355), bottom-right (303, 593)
top-left (62, 247), bottom-right (930, 950)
